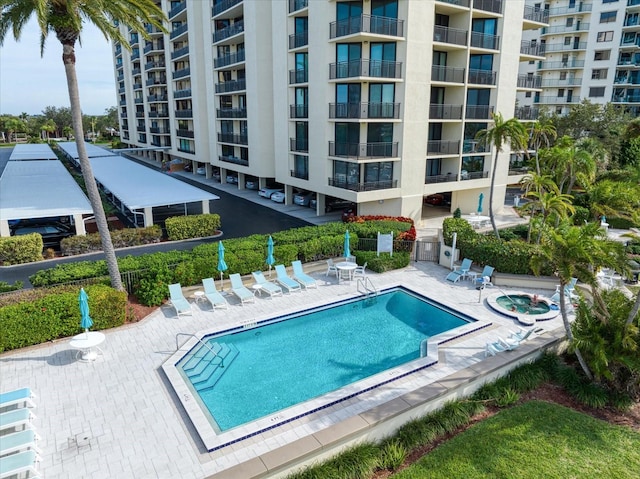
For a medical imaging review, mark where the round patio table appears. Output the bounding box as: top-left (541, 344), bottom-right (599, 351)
top-left (69, 332), bottom-right (105, 362)
top-left (335, 262), bottom-right (357, 283)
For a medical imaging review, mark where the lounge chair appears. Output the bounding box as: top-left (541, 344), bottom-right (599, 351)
top-left (229, 274), bottom-right (256, 306)
top-left (291, 260), bottom-right (318, 289)
top-left (0, 429), bottom-right (41, 456)
top-left (498, 336), bottom-right (520, 351)
top-left (550, 277), bottom-right (578, 303)
top-left (509, 327), bottom-right (535, 343)
top-left (168, 283), bottom-right (192, 318)
top-left (0, 408), bottom-right (36, 433)
top-left (0, 450), bottom-right (40, 479)
top-left (0, 388), bottom-right (36, 411)
top-left (485, 339), bottom-right (508, 357)
top-left (445, 258), bottom-right (472, 283)
top-left (202, 278), bottom-right (229, 310)
top-left (326, 258), bottom-right (338, 278)
top-left (252, 271), bottom-right (283, 298)
top-left (473, 265), bottom-right (495, 288)
top-left (274, 265), bottom-right (302, 293)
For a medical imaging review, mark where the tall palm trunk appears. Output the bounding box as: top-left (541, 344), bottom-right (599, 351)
top-left (559, 287), bottom-right (593, 380)
top-left (489, 151), bottom-right (500, 239)
top-left (62, 43), bottom-right (124, 291)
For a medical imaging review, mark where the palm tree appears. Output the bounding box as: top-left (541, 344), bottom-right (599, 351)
top-left (41, 119), bottom-right (56, 141)
top-left (0, 0), bottom-right (166, 291)
top-left (476, 112), bottom-right (528, 239)
top-left (519, 173), bottom-right (559, 242)
top-left (528, 118), bottom-right (557, 175)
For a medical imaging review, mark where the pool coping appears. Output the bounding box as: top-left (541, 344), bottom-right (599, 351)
top-left (485, 291), bottom-right (560, 322)
top-left (161, 285), bottom-right (492, 453)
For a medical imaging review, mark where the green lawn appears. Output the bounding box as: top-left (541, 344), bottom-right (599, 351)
top-left (394, 401), bottom-right (640, 479)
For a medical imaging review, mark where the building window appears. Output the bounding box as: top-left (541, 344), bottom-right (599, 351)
top-left (565, 18), bottom-right (573, 27)
top-left (589, 87), bottom-right (606, 97)
top-left (599, 11), bottom-right (617, 23)
top-left (602, 0), bottom-right (618, 3)
top-left (558, 89), bottom-right (565, 97)
top-left (525, 91), bottom-right (532, 98)
top-left (591, 69), bottom-right (608, 80)
top-left (594, 50), bottom-right (611, 61)
top-left (564, 36), bottom-right (571, 45)
top-left (559, 71), bottom-right (567, 80)
top-left (597, 31), bottom-right (613, 42)
top-left (556, 107), bottom-right (563, 114)
top-left (292, 155), bottom-right (308, 180)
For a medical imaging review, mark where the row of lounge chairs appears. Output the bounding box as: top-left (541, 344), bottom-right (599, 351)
top-left (485, 327), bottom-right (536, 357)
top-left (445, 258), bottom-right (495, 288)
top-left (0, 388), bottom-right (41, 478)
top-left (168, 260), bottom-right (319, 316)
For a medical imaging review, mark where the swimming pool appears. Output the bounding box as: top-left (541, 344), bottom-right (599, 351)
top-left (169, 287), bottom-right (481, 448)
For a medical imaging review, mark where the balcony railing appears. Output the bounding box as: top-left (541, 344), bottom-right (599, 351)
top-left (215, 79), bottom-right (246, 93)
top-left (329, 142), bottom-right (398, 159)
top-left (437, 0), bottom-right (470, 6)
top-left (289, 68), bottom-right (308, 84)
top-left (538, 60), bottom-right (585, 69)
top-left (174, 109), bottom-right (193, 117)
top-left (328, 102), bottom-right (400, 119)
top-left (329, 14), bottom-right (404, 39)
top-left (329, 59), bottom-right (402, 79)
top-left (425, 173), bottom-right (458, 184)
top-left (289, 0), bottom-right (308, 13)
top-left (214, 49), bottom-right (245, 68)
top-left (135, 111), bottom-right (145, 118)
top-left (614, 75), bottom-right (640, 85)
top-left (145, 61), bottom-right (166, 70)
top-left (290, 105), bottom-right (309, 118)
top-left (171, 46), bottom-right (189, 60)
top-left (133, 83), bottom-right (143, 90)
top-left (544, 42), bottom-right (588, 53)
top-left (431, 65), bottom-right (465, 83)
top-left (465, 105), bottom-right (494, 119)
top-left (134, 98), bottom-right (143, 104)
top-left (168, 1), bottom-right (186, 19)
top-left (328, 177), bottom-right (397, 192)
top-left (172, 67), bottom-right (190, 79)
top-left (612, 94), bottom-right (640, 102)
top-left (290, 169), bottom-right (309, 180)
top-left (289, 31), bottom-right (309, 49)
top-left (427, 140), bottom-right (460, 155)
top-left (472, 0), bottom-right (503, 14)
top-left (213, 0), bottom-right (243, 17)
top-left (213, 20), bottom-right (244, 43)
top-left (520, 40), bottom-right (545, 56)
top-left (132, 67), bottom-right (141, 76)
top-left (429, 104), bottom-right (463, 120)
top-left (468, 69), bottom-right (496, 85)
top-left (433, 26), bottom-right (467, 46)
top-left (119, 99), bottom-right (126, 106)
top-left (148, 110), bottom-right (169, 117)
top-left (517, 74), bottom-right (542, 89)
top-left (170, 23), bottom-right (188, 39)
top-left (542, 22), bottom-right (590, 34)
top-left (534, 96), bottom-right (580, 104)
top-left (523, 5), bottom-right (549, 23)
top-left (145, 78), bottom-right (166, 86)
top-left (177, 146), bottom-right (195, 154)
top-left (136, 126), bottom-right (146, 132)
top-left (177, 129), bottom-right (195, 138)
top-left (462, 139), bottom-right (487, 153)
top-left (470, 32), bottom-right (500, 50)
top-left (514, 106), bottom-right (540, 120)
top-left (149, 127), bottom-right (170, 134)
top-left (217, 108), bottom-right (247, 118)
top-left (219, 154), bottom-right (249, 166)
top-left (290, 138), bottom-right (309, 152)
top-left (548, 3), bottom-right (592, 15)
top-left (173, 88), bottom-right (192, 98)
top-left (540, 77), bottom-right (582, 87)
top-left (218, 132), bottom-right (248, 144)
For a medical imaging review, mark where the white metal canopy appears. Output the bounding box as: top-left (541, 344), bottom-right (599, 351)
top-left (56, 141), bottom-right (117, 159)
top-left (8, 143), bottom-right (57, 161)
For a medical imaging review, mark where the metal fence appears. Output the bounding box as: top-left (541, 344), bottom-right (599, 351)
top-left (356, 238), bottom-right (440, 263)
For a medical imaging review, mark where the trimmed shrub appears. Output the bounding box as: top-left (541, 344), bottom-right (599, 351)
top-left (165, 214), bottom-right (221, 241)
top-left (60, 226), bottom-right (162, 255)
top-left (0, 234), bottom-right (43, 265)
top-left (354, 251), bottom-right (410, 272)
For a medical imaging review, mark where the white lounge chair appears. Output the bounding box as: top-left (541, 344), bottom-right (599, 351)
top-left (229, 274), bottom-right (256, 305)
top-left (291, 260), bottom-right (318, 289)
top-left (168, 283), bottom-right (192, 317)
top-left (550, 277), bottom-right (578, 303)
top-left (0, 388), bottom-right (36, 411)
top-left (202, 278), bottom-right (229, 310)
top-left (0, 408), bottom-right (36, 433)
top-left (485, 339), bottom-right (508, 357)
top-left (252, 271), bottom-right (283, 298)
top-left (0, 429), bottom-right (41, 456)
top-left (446, 258), bottom-right (472, 283)
top-left (509, 327), bottom-right (535, 343)
top-left (274, 265), bottom-right (302, 293)
top-left (0, 450), bottom-right (40, 479)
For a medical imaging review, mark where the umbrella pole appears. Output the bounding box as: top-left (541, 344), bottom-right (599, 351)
top-left (220, 272), bottom-right (224, 291)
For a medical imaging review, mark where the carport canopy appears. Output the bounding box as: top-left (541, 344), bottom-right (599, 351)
top-left (9, 143), bottom-right (57, 160)
top-left (56, 141), bottom-right (117, 159)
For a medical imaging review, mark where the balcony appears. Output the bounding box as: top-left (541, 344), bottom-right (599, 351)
top-left (548, 3), bottom-right (592, 16)
top-left (115, 45), bottom-right (122, 56)
top-left (429, 104), bottom-right (463, 120)
top-left (218, 132), bottom-right (248, 144)
top-left (542, 22), bottom-right (590, 34)
top-left (219, 154), bottom-right (248, 166)
top-left (462, 139), bottom-right (487, 153)
top-left (173, 88), bottom-right (192, 98)
top-left (538, 60), bottom-right (585, 70)
top-left (470, 32), bottom-right (499, 50)
top-left (146, 94), bottom-right (167, 103)
top-left (149, 127), bottom-right (170, 134)
top-left (431, 65), bottom-right (465, 83)
top-left (213, 0), bottom-right (243, 17)
top-left (135, 111), bottom-right (145, 118)
top-left (177, 146), bottom-right (195, 154)
top-left (543, 42), bottom-right (587, 52)
top-left (290, 105), bottom-right (309, 118)
top-left (171, 46), bottom-right (189, 60)
top-left (514, 106), bottom-right (540, 120)
top-left (534, 96), bottom-right (579, 105)
top-left (425, 173), bottom-right (458, 184)
top-left (145, 78), bottom-right (166, 86)
top-left (131, 67), bottom-right (141, 76)
top-left (472, 0), bottom-right (503, 14)
top-left (517, 74), bottom-right (542, 89)
top-left (612, 94), bottom-right (640, 102)
top-left (133, 83), bottom-right (143, 90)
top-left (289, 0), bottom-right (308, 13)
top-left (172, 67), bottom-right (190, 80)
top-left (170, 23), bottom-right (188, 40)
top-left (290, 138), bottom-right (309, 152)
top-left (118, 86), bottom-right (125, 94)
top-left (329, 142), bottom-right (399, 159)
top-left (523, 5), bottom-right (549, 24)
top-left (614, 75), bottom-right (640, 85)
top-left (119, 99), bottom-right (126, 106)
top-left (290, 169), bottom-right (309, 180)
top-left (433, 26), bottom-right (467, 46)
top-left (213, 20), bottom-right (244, 43)
top-left (520, 40), bottom-right (545, 56)
top-left (216, 108), bottom-right (247, 118)
top-left (215, 78), bottom-right (246, 93)
top-left (328, 177), bottom-right (397, 192)
top-left (468, 69), bottom-right (496, 85)
top-left (465, 105), bottom-right (494, 119)
top-left (148, 110), bottom-right (169, 117)
top-left (117, 73), bottom-right (124, 81)
top-left (145, 60), bottom-right (166, 70)
top-left (134, 98), bottom-right (143, 104)
top-left (177, 129), bottom-right (195, 138)
top-left (289, 68), bottom-right (308, 84)
top-left (136, 125), bottom-right (146, 132)
top-left (540, 77), bottom-right (582, 87)
top-left (174, 109), bottom-right (193, 117)
top-left (329, 14), bottom-right (404, 39)
top-left (328, 102), bottom-right (400, 119)
top-left (168, 1), bottom-right (186, 19)
top-left (437, 0), bottom-right (470, 6)
top-left (289, 31), bottom-right (308, 49)
top-left (215, 49), bottom-right (245, 68)
top-left (329, 59), bottom-right (402, 80)
top-left (427, 140), bottom-right (460, 155)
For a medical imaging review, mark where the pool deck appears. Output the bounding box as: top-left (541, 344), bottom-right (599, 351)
top-left (0, 262), bottom-right (569, 478)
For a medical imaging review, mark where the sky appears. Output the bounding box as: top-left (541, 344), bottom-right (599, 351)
top-left (0, 19), bottom-right (116, 116)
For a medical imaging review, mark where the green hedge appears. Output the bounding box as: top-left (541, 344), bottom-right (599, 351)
top-left (0, 284), bottom-right (127, 352)
top-left (0, 233), bottom-right (44, 265)
top-left (165, 214), bottom-right (221, 241)
top-left (60, 226), bottom-right (163, 256)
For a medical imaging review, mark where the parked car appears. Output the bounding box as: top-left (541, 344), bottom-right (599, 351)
top-left (196, 166), bottom-right (206, 175)
top-left (12, 223), bottom-right (74, 249)
top-left (270, 191), bottom-right (286, 203)
top-left (258, 186), bottom-right (283, 199)
top-left (309, 196), bottom-right (355, 213)
top-left (226, 174), bottom-right (238, 184)
top-left (293, 190), bottom-right (314, 206)
top-left (341, 205), bottom-right (357, 222)
top-left (424, 193), bottom-right (451, 206)
top-left (245, 177), bottom-right (259, 190)
top-left (212, 169), bottom-right (221, 182)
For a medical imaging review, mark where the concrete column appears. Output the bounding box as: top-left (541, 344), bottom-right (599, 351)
top-left (144, 207), bottom-right (154, 227)
top-left (73, 214), bottom-right (86, 236)
top-left (202, 200), bottom-right (210, 215)
top-left (0, 220), bottom-right (10, 237)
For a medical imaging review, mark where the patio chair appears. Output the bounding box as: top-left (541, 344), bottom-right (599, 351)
top-left (484, 339), bottom-right (508, 357)
top-left (0, 450), bottom-right (40, 479)
top-left (0, 429), bottom-right (41, 456)
top-left (346, 255), bottom-right (356, 263)
top-left (445, 258), bottom-right (472, 283)
top-left (473, 265), bottom-right (495, 288)
top-left (0, 408), bottom-right (36, 433)
top-left (168, 283), bottom-right (192, 318)
top-left (0, 388), bottom-right (36, 411)
top-left (291, 260), bottom-right (318, 289)
top-left (326, 258), bottom-right (338, 278)
top-left (352, 262), bottom-right (367, 279)
top-left (202, 278), bottom-right (229, 310)
top-left (274, 265), bottom-right (302, 293)
top-left (252, 271), bottom-right (283, 298)
top-left (229, 274), bottom-right (256, 306)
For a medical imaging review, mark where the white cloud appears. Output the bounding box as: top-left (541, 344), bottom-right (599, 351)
top-left (0, 19), bottom-right (115, 116)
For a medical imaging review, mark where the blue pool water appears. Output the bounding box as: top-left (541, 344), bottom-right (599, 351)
top-left (178, 288), bottom-right (473, 432)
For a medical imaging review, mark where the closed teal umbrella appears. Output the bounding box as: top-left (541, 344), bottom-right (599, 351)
top-left (477, 193), bottom-right (484, 214)
top-left (343, 230), bottom-right (351, 259)
top-left (266, 236), bottom-right (275, 277)
top-left (217, 241), bottom-right (228, 290)
top-left (79, 288), bottom-right (93, 338)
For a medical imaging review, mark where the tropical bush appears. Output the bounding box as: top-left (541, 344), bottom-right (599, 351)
top-left (0, 233), bottom-right (44, 265)
top-left (165, 214), bottom-right (221, 241)
top-left (60, 225), bottom-right (162, 255)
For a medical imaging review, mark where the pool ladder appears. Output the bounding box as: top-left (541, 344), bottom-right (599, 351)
top-left (176, 333), bottom-right (224, 368)
top-left (357, 277), bottom-right (377, 298)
